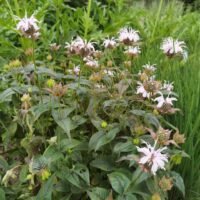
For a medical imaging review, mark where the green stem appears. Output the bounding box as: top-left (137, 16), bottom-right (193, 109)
top-left (84, 0), bottom-right (92, 38)
top-left (151, 0), bottom-right (163, 41)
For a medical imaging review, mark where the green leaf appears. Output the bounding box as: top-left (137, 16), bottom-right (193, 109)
top-left (87, 187), bottom-right (110, 200)
top-left (0, 88), bottom-right (15, 103)
top-left (144, 113), bottom-right (160, 128)
top-left (108, 172), bottom-right (131, 195)
top-left (31, 102), bottom-right (61, 121)
top-left (117, 194), bottom-right (137, 200)
top-left (130, 110), bottom-right (146, 116)
top-left (36, 175), bottom-right (55, 200)
top-left (171, 171), bottom-right (185, 197)
top-left (90, 156), bottom-right (115, 171)
top-left (0, 156), bottom-right (9, 171)
top-left (89, 127), bottom-right (120, 151)
top-left (52, 109), bottom-right (74, 139)
top-left (43, 145), bottom-right (63, 162)
top-left (0, 188), bottom-right (5, 200)
top-left (113, 141), bottom-right (136, 153)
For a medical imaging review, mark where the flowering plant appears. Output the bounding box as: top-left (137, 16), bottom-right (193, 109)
top-left (0, 11), bottom-right (188, 199)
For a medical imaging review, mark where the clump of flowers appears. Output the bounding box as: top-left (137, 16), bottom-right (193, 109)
top-left (0, 20), bottom-right (188, 200)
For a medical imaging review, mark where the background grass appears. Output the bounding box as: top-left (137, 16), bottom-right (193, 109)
top-left (0, 0), bottom-right (200, 199)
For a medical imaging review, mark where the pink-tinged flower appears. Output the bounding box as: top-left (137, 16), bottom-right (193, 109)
top-left (103, 37), bottom-right (117, 49)
top-left (160, 37), bottom-right (187, 58)
top-left (161, 81), bottom-right (174, 92)
top-left (143, 64), bottom-right (156, 72)
top-left (103, 69), bottom-right (114, 77)
top-left (84, 57), bottom-right (99, 68)
top-left (119, 27), bottom-right (140, 45)
top-left (137, 141), bottom-right (168, 175)
top-left (124, 46), bottom-right (141, 57)
top-left (154, 92), bottom-right (177, 108)
top-left (136, 82), bottom-right (151, 98)
top-left (73, 66), bottom-right (80, 76)
top-left (16, 14), bottom-right (40, 39)
top-left (65, 37), bottom-right (95, 57)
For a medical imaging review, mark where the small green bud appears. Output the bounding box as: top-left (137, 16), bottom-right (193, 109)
top-left (101, 121), bottom-right (108, 128)
top-left (46, 79), bottom-right (56, 88)
top-left (171, 154), bottom-right (182, 165)
top-left (132, 138), bottom-right (140, 145)
top-left (41, 169), bottom-right (51, 181)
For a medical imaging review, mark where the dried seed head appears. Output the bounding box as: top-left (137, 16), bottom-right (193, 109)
top-left (159, 176), bottom-right (173, 191)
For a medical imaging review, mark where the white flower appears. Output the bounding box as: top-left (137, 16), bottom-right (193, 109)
top-left (137, 141), bottom-right (168, 175)
top-left (73, 66), bottom-right (80, 75)
top-left (161, 37), bottom-right (187, 57)
top-left (125, 46), bottom-right (141, 56)
top-left (65, 37), bottom-right (95, 57)
top-left (16, 14), bottom-right (40, 39)
top-left (154, 92), bottom-right (177, 108)
top-left (143, 64), bottom-right (156, 72)
top-left (161, 81), bottom-right (174, 92)
top-left (95, 84), bottom-right (105, 89)
top-left (84, 57), bottom-right (99, 68)
top-left (103, 37), bottom-right (117, 49)
top-left (119, 27), bottom-right (140, 45)
top-left (103, 69), bottom-right (114, 77)
top-left (136, 82), bottom-right (150, 98)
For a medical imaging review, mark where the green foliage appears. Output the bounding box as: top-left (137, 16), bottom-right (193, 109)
top-left (0, 0), bottom-right (199, 200)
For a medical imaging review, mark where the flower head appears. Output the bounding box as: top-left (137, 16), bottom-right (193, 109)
top-left (73, 65), bottom-right (80, 76)
top-left (119, 27), bottom-right (140, 45)
top-left (136, 82), bottom-right (151, 98)
top-left (103, 69), bottom-right (114, 77)
top-left (124, 46), bottom-right (141, 57)
top-left (103, 37), bottom-right (117, 49)
top-left (161, 81), bottom-right (174, 92)
top-left (137, 141), bottom-right (168, 175)
top-left (16, 14), bottom-right (40, 39)
top-left (65, 37), bottom-right (95, 57)
top-left (84, 57), bottom-right (99, 68)
top-left (161, 37), bottom-right (187, 58)
top-left (154, 92), bottom-right (177, 108)
top-left (143, 64), bottom-right (156, 73)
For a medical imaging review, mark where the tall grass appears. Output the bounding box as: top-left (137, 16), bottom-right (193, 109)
top-left (0, 0), bottom-right (200, 199)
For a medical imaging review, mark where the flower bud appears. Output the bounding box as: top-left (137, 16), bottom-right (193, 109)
top-left (132, 138), bottom-right (140, 145)
top-left (151, 193), bottom-right (161, 200)
top-left (46, 79), bottom-right (56, 88)
top-left (101, 121), bottom-right (108, 128)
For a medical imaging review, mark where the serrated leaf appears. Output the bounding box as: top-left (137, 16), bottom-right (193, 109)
top-left (171, 171), bottom-right (185, 197)
top-left (89, 127), bottom-right (120, 151)
top-left (113, 141), bottom-right (136, 153)
top-left (90, 156), bottom-right (114, 171)
top-left (36, 175), bottom-right (54, 200)
top-left (87, 187), bottom-right (110, 200)
top-left (0, 188), bottom-right (5, 200)
top-left (0, 88), bottom-right (15, 103)
top-left (52, 109), bottom-right (74, 139)
top-left (108, 172), bottom-right (131, 195)
top-left (144, 113), bottom-right (160, 128)
top-left (0, 156), bottom-right (9, 171)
